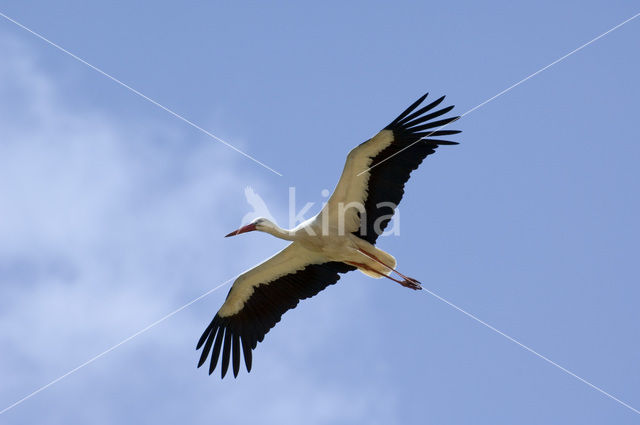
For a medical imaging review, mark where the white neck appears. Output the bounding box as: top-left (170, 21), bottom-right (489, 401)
top-left (261, 223), bottom-right (297, 241)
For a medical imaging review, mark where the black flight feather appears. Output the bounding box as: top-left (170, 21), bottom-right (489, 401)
top-left (355, 94), bottom-right (461, 244)
top-left (197, 261), bottom-right (355, 378)
top-left (221, 329), bottom-right (232, 378)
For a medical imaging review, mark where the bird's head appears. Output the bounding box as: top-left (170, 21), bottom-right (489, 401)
top-left (225, 217), bottom-right (273, 237)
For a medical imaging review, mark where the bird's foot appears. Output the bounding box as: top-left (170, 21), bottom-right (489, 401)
top-left (400, 277), bottom-right (422, 291)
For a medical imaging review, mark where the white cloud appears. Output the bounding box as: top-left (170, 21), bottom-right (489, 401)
top-left (0, 36), bottom-right (398, 424)
top-left (0, 34), bottom-right (237, 413)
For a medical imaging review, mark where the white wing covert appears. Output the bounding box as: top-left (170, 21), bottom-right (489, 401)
top-left (321, 93), bottom-right (461, 243)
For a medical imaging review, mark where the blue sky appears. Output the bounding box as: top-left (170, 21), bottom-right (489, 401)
top-left (1, 1), bottom-right (639, 424)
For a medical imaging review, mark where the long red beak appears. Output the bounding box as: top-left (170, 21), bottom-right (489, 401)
top-left (225, 223), bottom-right (257, 237)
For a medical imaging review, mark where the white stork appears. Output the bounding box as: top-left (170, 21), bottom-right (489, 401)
top-left (197, 93), bottom-right (460, 378)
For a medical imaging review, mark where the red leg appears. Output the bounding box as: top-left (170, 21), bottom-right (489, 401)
top-left (356, 249), bottom-right (421, 286)
top-left (346, 261), bottom-right (421, 290)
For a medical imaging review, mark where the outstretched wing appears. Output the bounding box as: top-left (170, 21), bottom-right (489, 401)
top-left (196, 242), bottom-right (355, 378)
top-left (321, 93), bottom-right (461, 244)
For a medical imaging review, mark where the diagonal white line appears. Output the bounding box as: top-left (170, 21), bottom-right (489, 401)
top-left (357, 11), bottom-right (640, 177)
top-left (355, 250), bottom-right (639, 414)
top-left (0, 11), bottom-right (283, 177)
top-left (0, 279), bottom-right (233, 416)
top-left (421, 287), bottom-right (640, 416)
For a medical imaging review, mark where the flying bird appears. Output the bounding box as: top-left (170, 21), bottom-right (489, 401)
top-left (197, 93), bottom-right (461, 378)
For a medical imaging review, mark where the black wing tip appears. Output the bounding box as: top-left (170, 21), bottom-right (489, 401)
top-left (242, 337), bottom-right (253, 373)
top-left (195, 338), bottom-right (205, 351)
top-left (197, 322), bottom-right (254, 379)
top-left (195, 321), bottom-right (212, 350)
top-left (386, 94), bottom-right (460, 137)
top-left (403, 114), bottom-right (461, 136)
top-left (416, 92), bottom-right (429, 103)
top-left (197, 355), bottom-right (207, 368)
top-left (195, 316), bottom-right (229, 377)
top-left (387, 93), bottom-right (429, 127)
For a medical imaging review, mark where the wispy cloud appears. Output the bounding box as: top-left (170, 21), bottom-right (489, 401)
top-left (0, 33), bottom-right (238, 407)
top-left (0, 35), bottom-right (397, 424)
